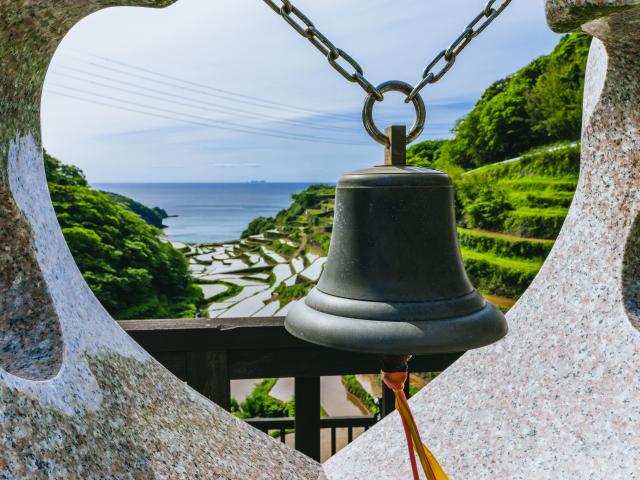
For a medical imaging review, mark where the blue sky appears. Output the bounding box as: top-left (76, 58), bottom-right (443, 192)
top-left (41, 0), bottom-right (561, 183)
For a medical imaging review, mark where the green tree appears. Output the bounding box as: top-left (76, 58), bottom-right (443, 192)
top-left (44, 152), bottom-right (88, 187)
top-left (406, 140), bottom-right (449, 167)
top-left (459, 184), bottom-right (514, 231)
top-left (526, 34), bottom-right (588, 140)
top-left (103, 191), bottom-right (168, 229)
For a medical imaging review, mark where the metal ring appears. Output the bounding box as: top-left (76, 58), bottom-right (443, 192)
top-left (362, 80), bottom-right (426, 146)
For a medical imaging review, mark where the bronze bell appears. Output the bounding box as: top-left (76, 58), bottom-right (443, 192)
top-left (285, 126), bottom-right (507, 356)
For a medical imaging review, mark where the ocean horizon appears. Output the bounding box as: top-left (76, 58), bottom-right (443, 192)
top-left (94, 182), bottom-right (321, 244)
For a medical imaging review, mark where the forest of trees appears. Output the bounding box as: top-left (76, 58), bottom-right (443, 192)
top-left (408, 33), bottom-right (590, 171)
top-left (45, 152), bottom-right (202, 320)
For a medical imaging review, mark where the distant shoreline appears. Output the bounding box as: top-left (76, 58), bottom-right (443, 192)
top-left (97, 182), bottom-right (319, 244)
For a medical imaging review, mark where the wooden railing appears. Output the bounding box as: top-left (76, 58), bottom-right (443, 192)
top-left (247, 415), bottom-right (378, 458)
top-left (119, 316), bottom-right (463, 461)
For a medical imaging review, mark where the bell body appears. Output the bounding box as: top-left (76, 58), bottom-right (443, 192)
top-left (285, 165), bottom-right (508, 355)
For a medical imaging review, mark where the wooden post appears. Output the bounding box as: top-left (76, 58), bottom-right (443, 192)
top-left (186, 350), bottom-right (230, 410)
top-left (384, 125), bottom-right (407, 166)
top-left (294, 376), bottom-right (321, 461)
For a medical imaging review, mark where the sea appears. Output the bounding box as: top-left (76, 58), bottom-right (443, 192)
top-left (94, 183), bottom-right (314, 244)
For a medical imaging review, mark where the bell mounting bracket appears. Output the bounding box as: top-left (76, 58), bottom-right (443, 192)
top-left (384, 125), bottom-right (407, 166)
top-left (363, 80), bottom-right (426, 146)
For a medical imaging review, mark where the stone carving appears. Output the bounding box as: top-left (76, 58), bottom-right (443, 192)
top-left (325, 2), bottom-right (640, 479)
top-left (2, 0), bottom-right (638, 477)
top-left (0, 2), bottom-right (323, 478)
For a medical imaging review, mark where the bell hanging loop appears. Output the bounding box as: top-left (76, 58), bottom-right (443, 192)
top-left (362, 80), bottom-right (426, 146)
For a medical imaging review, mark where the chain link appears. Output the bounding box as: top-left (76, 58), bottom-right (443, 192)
top-left (262, 0), bottom-right (384, 101)
top-left (406, 0), bottom-right (512, 102)
top-left (262, 0), bottom-right (512, 140)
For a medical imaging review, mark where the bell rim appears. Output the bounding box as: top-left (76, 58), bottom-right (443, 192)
top-left (308, 287), bottom-right (486, 322)
top-left (284, 297), bottom-right (508, 356)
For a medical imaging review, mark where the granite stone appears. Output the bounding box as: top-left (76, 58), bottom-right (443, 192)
top-left (0, 2), bottom-right (323, 478)
top-left (2, 1), bottom-right (639, 478)
top-left (325, 2), bottom-right (640, 479)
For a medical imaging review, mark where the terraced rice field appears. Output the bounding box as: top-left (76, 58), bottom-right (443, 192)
top-left (453, 144), bottom-right (580, 303)
top-left (181, 232), bottom-right (322, 318)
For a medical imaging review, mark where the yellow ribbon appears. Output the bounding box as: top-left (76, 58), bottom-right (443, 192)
top-left (383, 371), bottom-right (449, 480)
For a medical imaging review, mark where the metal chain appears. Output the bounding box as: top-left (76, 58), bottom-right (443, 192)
top-left (406, 0), bottom-right (513, 102)
top-left (262, 0), bottom-right (513, 142)
top-left (262, 0), bottom-right (384, 101)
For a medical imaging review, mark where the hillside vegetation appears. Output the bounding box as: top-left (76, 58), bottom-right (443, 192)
top-left (243, 184), bottom-right (335, 256)
top-left (45, 152), bottom-right (202, 320)
top-left (407, 33), bottom-right (590, 170)
top-left (103, 191), bottom-right (169, 229)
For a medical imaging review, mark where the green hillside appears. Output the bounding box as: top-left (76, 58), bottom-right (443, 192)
top-left (102, 191), bottom-right (169, 229)
top-left (45, 151), bottom-right (202, 320)
top-left (243, 184), bottom-right (336, 256)
top-left (407, 33), bottom-right (590, 171)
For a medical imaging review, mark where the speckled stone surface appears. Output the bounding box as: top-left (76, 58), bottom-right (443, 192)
top-left (0, 2), bottom-right (323, 478)
top-left (325, 3), bottom-right (640, 479)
